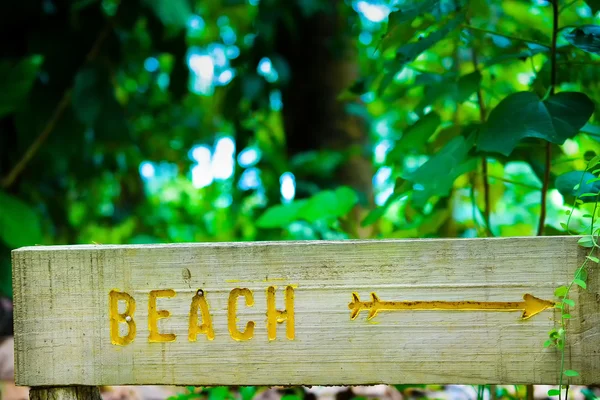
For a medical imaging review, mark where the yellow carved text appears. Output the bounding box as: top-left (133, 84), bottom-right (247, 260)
top-left (188, 289), bottom-right (215, 341)
top-left (148, 289), bottom-right (177, 342)
top-left (228, 288), bottom-right (255, 341)
top-left (108, 284), bottom-right (297, 345)
top-left (266, 285), bottom-right (295, 341)
top-left (109, 290), bottom-right (136, 346)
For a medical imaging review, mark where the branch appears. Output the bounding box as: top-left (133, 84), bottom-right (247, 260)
top-left (462, 25), bottom-right (551, 48)
top-left (1, 91), bottom-right (73, 189)
top-left (472, 53), bottom-right (491, 236)
top-left (537, 0), bottom-right (559, 237)
top-left (487, 175), bottom-right (541, 191)
top-left (465, 15), bottom-right (493, 237)
top-left (558, 61), bottom-right (600, 66)
top-left (1, 18), bottom-right (114, 189)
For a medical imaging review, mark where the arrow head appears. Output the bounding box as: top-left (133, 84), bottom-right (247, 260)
top-left (521, 294), bottom-right (556, 320)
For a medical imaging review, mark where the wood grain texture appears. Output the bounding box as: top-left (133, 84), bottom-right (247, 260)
top-left (12, 236), bottom-right (600, 386)
top-left (30, 387), bottom-right (102, 400)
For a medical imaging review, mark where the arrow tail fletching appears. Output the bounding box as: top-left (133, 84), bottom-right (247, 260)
top-left (367, 308), bottom-right (379, 320)
top-left (349, 292), bottom-right (362, 320)
top-left (367, 292), bottom-right (380, 320)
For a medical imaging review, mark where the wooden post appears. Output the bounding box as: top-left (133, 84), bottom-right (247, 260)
top-left (11, 236), bottom-right (599, 386)
top-left (30, 387), bottom-right (102, 400)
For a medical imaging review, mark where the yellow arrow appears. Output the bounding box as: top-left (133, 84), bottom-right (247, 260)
top-left (348, 292), bottom-right (556, 321)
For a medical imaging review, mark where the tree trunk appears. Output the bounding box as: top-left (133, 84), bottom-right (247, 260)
top-left (30, 387), bottom-right (102, 400)
top-left (274, 2), bottom-right (372, 201)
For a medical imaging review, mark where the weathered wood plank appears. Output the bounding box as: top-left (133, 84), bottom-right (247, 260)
top-left (12, 236), bottom-right (599, 386)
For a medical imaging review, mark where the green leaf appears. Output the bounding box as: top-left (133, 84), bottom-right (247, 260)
top-left (477, 92), bottom-right (595, 156)
top-left (185, 386), bottom-right (196, 394)
top-left (564, 25), bottom-right (600, 55)
top-left (297, 191), bottom-right (339, 223)
top-left (73, 65), bottom-right (130, 142)
top-left (208, 387), bottom-right (230, 400)
top-left (239, 387), bottom-right (257, 400)
top-left (381, 3), bottom-right (438, 52)
top-left (281, 396), bottom-right (302, 400)
top-left (578, 236), bottom-right (595, 248)
top-left (543, 339), bottom-right (553, 348)
top-left (143, 0), bottom-right (192, 30)
top-left (588, 155), bottom-right (600, 169)
top-left (418, 71), bottom-right (481, 108)
top-left (290, 151), bottom-right (345, 179)
top-left (564, 369), bottom-right (580, 377)
top-left (554, 286), bottom-right (568, 297)
top-left (587, 256), bottom-right (600, 263)
top-left (298, 186), bottom-right (358, 223)
top-left (361, 191), bottom-right (405, 227)
top-left (72, 67), bottom-right (104, 126)
top-left (256, 201), bottom-right (307, 229)
top-left (574, 278), bottom-right (587, 289)
top-left (387, 0), bottom-right (441, 27)
top-left (417, 208), bottom-right (450, 236)
top-left (548, 389), bottom-right (561, 396)
top-left (563, 298), bottom-right (575, 307)
top-left (71, 0), bottom-right (100, 11)
top-left (0, 191), bottom-right (43, 248)
top-left (562, 313), bottom-right (572, 319)
top-left (382, 11), bottom-right (465, 91)
top-left (555, 171), bottom-right (600, 201)
top-left (93, 90), bottom-right (130, 142)
top-left (334, 186), bottom-right (360, 216)
top-left (129, 235), bottom-right (162, 244)
top-left (483, 44), bottom-right (549, 68)
top-left (455, 71), bottom-right (483, 103)
top-left (259, 186), bottom-right (359, 228)
top-left (387, 112), bottom-right (441, 161)
top-left (584, 0), bottom-right (600, 14)
top-left (408, 135), bottom-right (477, 207)
top-left (0, 55), bottom-right (44, 117)
top-left (394, 385), bottom-right (427, 393)
top-left (581, 122), bottom-right (600, 141)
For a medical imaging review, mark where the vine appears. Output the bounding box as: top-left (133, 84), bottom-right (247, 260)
top-left (546, 156), bottom-right (600, 400)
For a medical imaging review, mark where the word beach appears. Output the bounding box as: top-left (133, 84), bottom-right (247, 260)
top-left (109, 286), bottom-right (296, 344)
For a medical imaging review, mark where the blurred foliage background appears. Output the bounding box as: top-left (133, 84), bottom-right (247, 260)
top-left (1, 0), bottom-right (600, 397)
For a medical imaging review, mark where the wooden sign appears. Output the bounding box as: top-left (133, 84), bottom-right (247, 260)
top-left (12, 236), bottom-right (599, 386)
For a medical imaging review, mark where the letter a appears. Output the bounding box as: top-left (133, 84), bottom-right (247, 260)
top-left (189, 289), bottom-right (215, 341)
